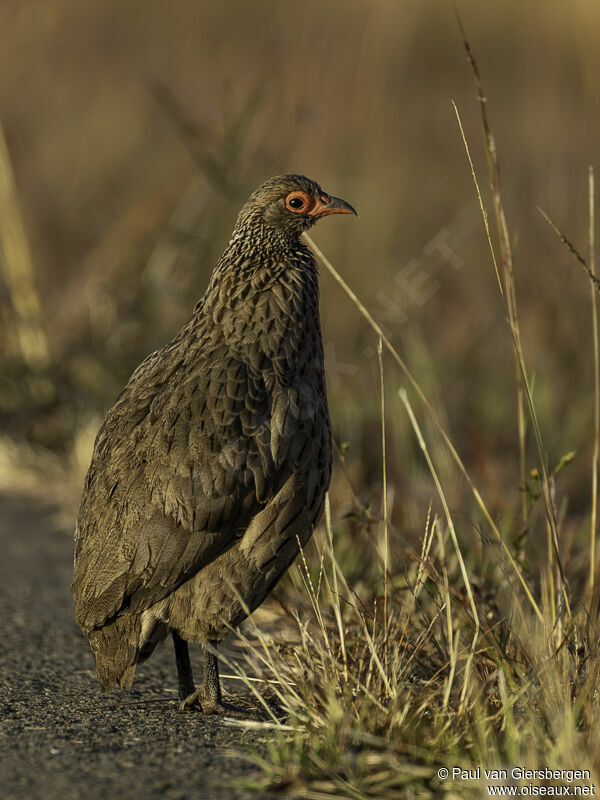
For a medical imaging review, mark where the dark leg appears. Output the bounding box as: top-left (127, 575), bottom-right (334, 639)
top-left (172, 630), bottom-right (195, 702)
top-left (200, 644), bottom-right (222, 708)
top-left (178, 642), bottom-right (257, 718)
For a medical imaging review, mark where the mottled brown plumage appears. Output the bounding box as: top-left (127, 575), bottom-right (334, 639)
top-left (72, 174), bottom-right (356, 713)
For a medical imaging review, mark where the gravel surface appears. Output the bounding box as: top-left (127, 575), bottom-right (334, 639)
top-left (0, 492), bottom-right (274, 800)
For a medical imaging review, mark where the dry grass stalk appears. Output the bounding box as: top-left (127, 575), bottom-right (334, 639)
top-left (304, 231), bottom-right (542, 622)
top-left (376, 336), bottom-right (390, 663)
top-left (457, 41), bottom-right (571, 619)
top-left (538, 172), bottom-right (600, 610)
top-left (455, 14), bottom-right (529, 537)
top-left (452, 47), bottom-right (571, 621)
top-left (0, 121), bottom-right (49, 372)
top-left (590, 166), bottom-right (599, 597)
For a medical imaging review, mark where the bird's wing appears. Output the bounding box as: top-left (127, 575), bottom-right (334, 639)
top-left (72, 326), bottom-right (294, 632)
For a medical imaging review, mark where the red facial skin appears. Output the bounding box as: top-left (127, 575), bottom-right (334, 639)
top-left (284, 190), bottom-right (356, 219)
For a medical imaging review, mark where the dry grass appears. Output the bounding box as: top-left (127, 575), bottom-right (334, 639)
top-left (2, 4), bottom-right (600, 799)
top-left (224, 206), bottom-right (600, 796)
top-left (222, 36), bottom-right (600, 799)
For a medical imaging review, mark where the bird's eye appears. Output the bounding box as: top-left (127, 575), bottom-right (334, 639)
top-left (285, 193), bottom-right (309, 212)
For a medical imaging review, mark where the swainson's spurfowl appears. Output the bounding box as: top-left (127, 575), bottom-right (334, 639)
top-left (72, 174), bottom-right (356, 713)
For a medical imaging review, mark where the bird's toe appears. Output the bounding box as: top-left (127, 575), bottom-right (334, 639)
top-left (179, 689), bottom-right (266, 719)
top-left (179, 688), bottom-right (203, 712)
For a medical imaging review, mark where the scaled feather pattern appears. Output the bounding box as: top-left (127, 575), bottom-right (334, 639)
top-left (72, 174), bottom-right (355, 693)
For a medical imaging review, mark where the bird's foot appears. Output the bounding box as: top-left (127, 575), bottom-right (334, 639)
top-left (179, 689), bottom-right (265, 719)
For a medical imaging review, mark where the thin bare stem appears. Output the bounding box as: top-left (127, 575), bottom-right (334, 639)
top-left (538, 207), bottom-right (600, 291)
top-left (433, 520), bottom-right (455, 711)
top-left (400, 389), bottom-right (480, 651)
top-left (537, 195), bottom-right (600, 602)
top-left (398, 503), bottom-right (435, 650)
top-left (455, 20), bottom-right (530, 535)
top-left (324, 494), bottom-right (349, 684)
top-left (453, 100), bottom-right (570, 620)
top-left (589, 166), bottom-right (599, 594)
top-left (377, 336), bottom-right (390, 654)
top-left (303, 233), bottom-right (543, 621)
top-left (451, 101), bottom-right (502, 296)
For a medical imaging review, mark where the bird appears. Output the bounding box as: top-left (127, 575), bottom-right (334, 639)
top-left (72, 174), bottom-right (356, 714)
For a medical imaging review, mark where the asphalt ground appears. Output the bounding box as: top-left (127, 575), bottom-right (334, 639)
top-left (0, 492), bottom-right (276, 800)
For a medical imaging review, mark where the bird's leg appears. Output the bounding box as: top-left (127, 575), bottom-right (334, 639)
top-left (172, 630), bottom-right (195, 702)
top-left (179, 641), bottom-right (224, 713)
top-left (200, 645), bottom-right (222, 709)
top-left (179, 642), bottom-right (258, 718)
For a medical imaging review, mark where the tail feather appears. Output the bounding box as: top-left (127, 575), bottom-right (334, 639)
top-left (88, 615), bottom-right (141, 691)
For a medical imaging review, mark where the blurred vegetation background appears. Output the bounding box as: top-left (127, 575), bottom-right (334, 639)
top-left (1, 0), bottom-right (599, 588)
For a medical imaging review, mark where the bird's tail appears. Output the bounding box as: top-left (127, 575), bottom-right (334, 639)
top-left (88, 615), bottom-right (141, 691)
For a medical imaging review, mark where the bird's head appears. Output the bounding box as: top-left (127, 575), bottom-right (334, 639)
top-left (239, 174), bottom-right (357, 240)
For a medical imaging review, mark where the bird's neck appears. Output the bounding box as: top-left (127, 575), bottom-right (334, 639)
top-left (204, 228), bottom-right (323, 374)
top-left (224, 212), bottom-right (311, 260)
